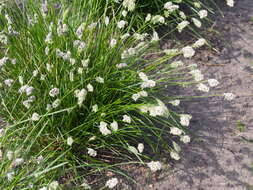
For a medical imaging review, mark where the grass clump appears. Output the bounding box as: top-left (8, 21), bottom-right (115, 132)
top-left (0, 0), bottom-right (235, 189)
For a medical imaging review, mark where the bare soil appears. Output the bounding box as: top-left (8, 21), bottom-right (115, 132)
top-left (146, 0), bottom-right (253, 189)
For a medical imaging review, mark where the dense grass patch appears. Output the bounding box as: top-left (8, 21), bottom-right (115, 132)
top-left (0, 0), bottom-right (234, 189)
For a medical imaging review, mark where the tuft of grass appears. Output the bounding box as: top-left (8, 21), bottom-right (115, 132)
top-left (250, 17), bottom-right (253, 23)
top-left (236, 120), bottom-right (246, 132)
top-left (0, 0), bottom-right (235, 189)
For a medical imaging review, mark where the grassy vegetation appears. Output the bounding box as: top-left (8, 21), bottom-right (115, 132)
top-left (0, 0), bottom-right (234, 189)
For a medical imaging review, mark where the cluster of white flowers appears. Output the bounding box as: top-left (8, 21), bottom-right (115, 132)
top-left (105, 178), bottom-right (119, 189)
top-left (177, 21), bottom-right (189, 33)
top-left (49, 88), bottom-right (60, 97)
top-left (182, 46), bottom-right (195, 58)
top-left (23, 96), bottom-right (36, 109)
top-left (122, 115), bottom-right (131, 123)
top-left (57, 20), bottom-right (68, 36)
top-left (74, 89), bottom-right (87, 107)
top-left (170, 151), bottom-right (180, 160)
top-left (170, 60), bottom-right (184, 68)
top-left (87, 148), bottom-right (97, 157)
top-left (169, 99), bottom-right (180, 106)
top-left (226, 0), bottom-right (234, 7)
top-left (116, 62), bottom-right (128, 69)
top-left (192, 18), bottom-right (202, 28)
top-left (76, 23), bottom-right (85, 39)
top-left (11, 158), bottom-right (24, 168)
top-left (224, 92), bottom-right (235, 101)
top-left (99, 121), bottom-right (112, 135)
top-left (164, 2), bottom-right (179, 12)
top-left (4, 79), bottom-right (14, 87)
top-left (19, 85), bottom-right (34, 96)
top-left (117, 20), bottom-right (128, 29)
top-left (147, 161), bottom-right (162, 172)
top-left (56, 49), bottom-right (76, 65)
top-left (139, 99), bottom-right (169, 117)
top-left (110, 120), bottom-right (119, 131)
top-left (138, 72), bottom-right (156, 89)
top-left (198, 10), bottom-right (208, 19)
top-left (67, 136), bottom-right (74, 146)
top-left (192, 38), bottom-right (206, 48)
top-left (197, 83), bottom-right (210, 92)
top-left (180, 114), bottom-right (192, 127)
top-left (131, 90), bottom-right (148, 101)
top-left (31, 113), bottom-right (40, 121)
top-left (73, 40), bottom-right (86, 53)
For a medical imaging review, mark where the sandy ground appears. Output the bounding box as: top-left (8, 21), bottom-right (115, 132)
top-left (146, 0), bottom-right (253, 189)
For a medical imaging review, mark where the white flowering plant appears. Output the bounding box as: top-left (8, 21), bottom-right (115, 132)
top-left (0, 0), bottom-right (234, 189)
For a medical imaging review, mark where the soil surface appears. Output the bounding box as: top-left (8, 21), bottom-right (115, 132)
top-left (147, 0), bottom-right (253, 189)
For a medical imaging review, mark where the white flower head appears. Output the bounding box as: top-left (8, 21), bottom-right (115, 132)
top-left (87, 148), bottom-right (97, 157)
top-left (179, 11), bottom-right (186, 19)
top-left (33, 70), bottom-right (39, 77)
top-left (82, 59), bottom-right (89, 68)
top-left (147, 161), bottom-right (162, 172)
top-left (67, 136), bottom-right (74, 146)
top-left (122, 0), bottom-right (136, 11)
top-left (7, 151), bottom-right (14, 160)
top-left (169, 100), bottom-right (180, 106)
top-left (75, 89), bottom-right (87, 107)
top-left (141, 80), bottom-right (156, 89)
top-left (110, 38), bottom-right (117, 48)
top-left (137, 143), bottom-right (144, 153)
top-left (122, 10), bottom-right (128, 17)
top-left (171, 61), bottom-right (184, 68)
top-left (208, 79), bottom-right (219, 87)
top-left (4, 79), bottom-right (14, 87)
top-left (96, 77), bottom-right (104, 83)
top-left (180, 135), bottom-right (191, 144)
top-left (151, 31), bottom-right (159, 42)
top-left (12, 158), bottom-right (24, 167)
top-left (170, 151), bottom-right (180, 160)
top-left (105, 178), bottom-right (118, 189)
top-left (177, 21), bottom-right (189, 33)
top-left (226, 0), bottom-right (234, 7)
top-left (197, 83), bottom-right (209, 92)
top-left (170, 127), bottom-right (183, 136)
top-left (138, 72), bottom-right (148, 81)
top-left (52, 99), bottom-right (61, 108)
top-left (48, 181), bottom-right (59, 190)
top-left (39, 187), bottom-right (47, 190)
top-left (224, 93), bottom-right (235, 101)
top-left (31, 113), bottom-right (40, 121)
top-left (164, 2), bottom-right (179, 12)
top-left (116, 63), bottom-right (128, 68)
top-left (132, 93), bottom-right (141, 101)
top-left (182, 46), bottom-right (195, 58)
top-left (193, 38), bottom-right (206, 48)
top-left (198, 10), bottom-right (208, 19)
top-left (122, 115), bottom-right (131, 123)
top-left (110, 121), bottom-right (118, 131)
top-left (117, 20), bottom-right (127, 29)
top-left (92, 104), bottom-right (98, 112)
top-left (145, 13), bottom-right (152, 22)
top-left (7, 171), bottom-right (14, 181)
top-left (105, 16), bottom-right (109, 26)
top-left (180, 114), bottom-right (192, 127)
top-left (49, 88), bottom-right (59, 97)
top-left (139, 91), bottom-right (148, 97)
top-left (87, 83), bottom-right (94, 92)
top-left (99, 121), bottom-right (111, 135)
top-left (192, 18), bottom-right (202, 28)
